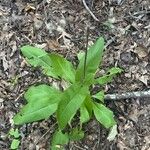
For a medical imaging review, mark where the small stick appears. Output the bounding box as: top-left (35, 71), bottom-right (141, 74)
top-left (82, 0), bottom-right (99, 22)
top-left (104, 90), bottom-right (150, 100)
top-left (35, 123), bottom-right (56, 145)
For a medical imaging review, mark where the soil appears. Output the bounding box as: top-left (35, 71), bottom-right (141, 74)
top-left (0, 0), bottom-right (150, 150)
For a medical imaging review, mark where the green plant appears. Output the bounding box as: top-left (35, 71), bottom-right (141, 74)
top-left (13, 37), bottom-right (123, 149)
top-left (103, 18), bottom-right (115, 29)
top-left (9, 128), bottom-right (20, 150)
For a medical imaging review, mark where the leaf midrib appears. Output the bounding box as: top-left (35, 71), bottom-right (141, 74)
top-left (53, 56), bottom-right (74, 82)
top-left (21, 103), bottom-right (57, 116)
top-left (94, 104), bottom-right (112, 126)
top-left (26, 51), bottom-right (52, 71)
top-left (58, 86), bottom-right (87, 128)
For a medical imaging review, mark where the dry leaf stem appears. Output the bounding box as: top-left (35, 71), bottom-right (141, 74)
top-left (82, 0), bottom-right (99, 22)
top-left (83, 26), bottom-right (89, 79)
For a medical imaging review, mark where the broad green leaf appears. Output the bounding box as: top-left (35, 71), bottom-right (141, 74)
top-left (95, 75), bottom-right (113, 85)
top-left (21, 46), bottom-right (76, 82)
top-left (92, 91), bottom-right (104, 103)
top-left (84, 95), bottom-right (93, 118)
top-left (24, 84), bottom-right (61, 103)
top-left (51, 130), bottom-right (69, 150)
top-left (93, 103), bottom-right (116, 128)
top-left (96, 67), bottom-right (123, 85)
top-left (80, 95), bottom-right (93, 124)
top-left (10, 139), bottom-right (20, 150)
top-left (14, 85), bottom-right (62, 124)
top-left (21, 46), bottom-right (57, 78)
top-left (14, 103), bottom-right (58, 125)
top-left (82, 73), bottom-right (95, 86)
top-left (69, 128), bottom-right (84, 141)
top-left (21, 45), bottom-right (48, 59)
top-left (49, 53), bottom-right (75, 83)
top-left (57, 83), bottom-right (89, 129)
top-left (9, 128), bottom-right (20, 138)
top-left (75, 37), bottom-right (104, 82)
top-left (108, 67), bottom-right (123, 74)
top-left (77, 51), bottom-right (85, 61)
top-left (80, 104), bottom-right (90, 124)
top-left (107, 125), bottom-right (118, 141)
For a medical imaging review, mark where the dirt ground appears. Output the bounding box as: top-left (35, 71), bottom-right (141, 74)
top-left (0, 0), bottom-right (150, 150)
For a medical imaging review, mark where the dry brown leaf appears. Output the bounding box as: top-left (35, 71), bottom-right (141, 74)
top-left (0, 98), bottom-right (4, 103)
top-left (138, 75), bottom-right (149, 85)
top-left (34, 14), bottom-right (43, 30)
top-left (128, 105), bottom-right (139, 122)
top-left (2, 55), bottom-right (9, 71)
top-left (35, 43), bottom-right (47, 49)
top-left (47, 40), bottom-right (61, 50)
top-left (117, 140), bottom-right (128, 150)
top-left (141, 136), bottom-right (150, 150)
top-left (25, 3), bottom-right (36, 12)
top-left (134, 45), bottom-right (148, 58)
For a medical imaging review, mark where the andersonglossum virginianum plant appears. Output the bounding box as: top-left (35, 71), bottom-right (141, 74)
top-left (13, 37), bottom-right (123, 149)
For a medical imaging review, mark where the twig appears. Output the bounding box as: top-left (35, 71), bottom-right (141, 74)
top-left (133, 10), bottom-right (150, 16)
top-left (74, 144), bottom-right (86, 150)
top-left (35, 123), bottom-right (56, 145)
top-left (104, 90), bottom-right (150, 100)
top-left (82, 0), bottom-right (99, 22)
top-left (105, 37), bottom-right (116, 48)
top-left (15, 92), bottom-right (25, 101)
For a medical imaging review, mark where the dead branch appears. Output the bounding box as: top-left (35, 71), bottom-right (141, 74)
top-left (104, 89), bottom-right (150, 100)
top-left (82, 0), bottom-right (99, 22)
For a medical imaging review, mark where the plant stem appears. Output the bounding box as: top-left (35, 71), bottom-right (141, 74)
top-left (83, 27), bottom-right (89, 79)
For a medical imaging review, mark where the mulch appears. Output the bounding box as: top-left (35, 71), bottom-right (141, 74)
top-left (0, 0), bottom-right (150, 149)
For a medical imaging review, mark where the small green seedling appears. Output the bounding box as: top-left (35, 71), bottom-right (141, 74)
top-left (9, 128), bottom-right (20, 150)
top-left (103, 18), bottom-right (115, 29)
top-left (13, 37), bottom-right (123, 149)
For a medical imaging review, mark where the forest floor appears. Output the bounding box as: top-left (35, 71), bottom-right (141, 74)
top-left (0, 0), bottom-right (150, 150)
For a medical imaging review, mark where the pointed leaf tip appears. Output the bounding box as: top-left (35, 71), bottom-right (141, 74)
top-left (93, 103), bottom-right (116, 128)
top-left (75, 37), bottom-right (105, 83)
